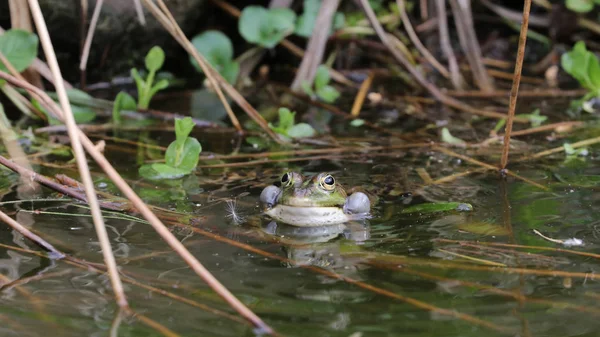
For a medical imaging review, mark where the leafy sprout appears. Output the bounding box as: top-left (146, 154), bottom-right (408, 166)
top-left (268, 108), bottom-right (316, 140)
top-left (301, 65), bottom-right (340, 103)
top-left (238, 6), bottom-right (296, 48)
top-left (139, 117), bottom-right (202, 180)
top-left (131, 46), bottom-right (169, 109)
top-left (190, 30), bottom-right (239, 84)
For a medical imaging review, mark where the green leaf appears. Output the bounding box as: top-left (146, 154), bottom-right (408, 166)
top-left (301, 81), bottom-right (315, 97)
top-left (71, 105), bottom-right (96, 123)
top-left (440, 128), bottom-right (466, 146)
top-left (566, 0), bottom-right (595, 12)
top-left (190, 30), bottom-right (233, 69)
top-left (174, 117), bottom-right (195, 145)
top-left (130, 68), bottom-right (145, 97)
top-left (277, 108), bottom-right (295, 130)
top-left (0, 29), bottom-right (38, 72)
top-left (314, 65), bottom-right (330, 90)
top-left (220, 61), bottom-right (240, 84)
top-left (165, 137), bottom-right (201, 171)
top-left (286, 123), bottom-right (316, 139)
top-left (402, 202), bottom-right (473, 214)
top-left (149, 79), bottom-right (169, 97)
top-left (113, 91), bottom-right (136, 124)
top-left (316, 85), bottom-right (340, 103)
top-left (139, 163), bottom-right (189, 180)
top-left (238, 6), bottom-right (296, 48)
top-left (350, 119), bottom-right (365, 127)
top-left (145, 46), bottom-right (165, 72)
top-left (561, 41), bottom-right (600, 94)
top-left (189, 31), bottom-right (240, 84)
top-left (295, 0), bottom-right (321, 37)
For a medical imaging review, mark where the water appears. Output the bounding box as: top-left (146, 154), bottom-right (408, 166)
top-left (1, 133), bottom-right (600, 337)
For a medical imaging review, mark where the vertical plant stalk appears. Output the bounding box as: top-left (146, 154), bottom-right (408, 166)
top-left (143, 0), bottom-right (245, 135)
top-left (435, 0), bottom-right (465, 89)
top-left (26, 0), bottom-right (129, 308)
top-left (358, 0), bottom-right (523, 121)
top-left (500, 0), bottom-right (532, 170)
top-left (290, 0), bottom-right (341, 91)
top-left (449, 0), bottom-right (495, 92)
top-left (350, 71), bottom-right (374, 117)
top-left (0, 70), bottom-right (276, 335)
top-left (397, 0), bottom-right (450, 79)
top-left (132, 0), bottom-right (146, 25)
top-left (79, 0), bottom-right (104, 71)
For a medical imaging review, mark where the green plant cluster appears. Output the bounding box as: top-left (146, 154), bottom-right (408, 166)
top-left (139, 117), bottom-right (202, 180)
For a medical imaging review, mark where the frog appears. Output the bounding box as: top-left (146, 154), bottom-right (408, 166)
top-left (259, 172), bottom-right (371, 227)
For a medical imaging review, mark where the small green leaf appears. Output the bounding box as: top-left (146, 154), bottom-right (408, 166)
top-left (71, 105), bottom-right (96, 123)
top-left (165, 137), bottom-right (201, 171)
top-left (301, 81), bottom-right (315, 97)
top-left (286, 123), bottom-right (316, 138)
top-left (0, 29), bottom-right (38, 72)
top-left (316, 85), bottom-right (340, 103)
top-left (130, 68), bottom-right (145, 96)
top-left (563, 143), bottom-right (574, 155)
top-left (350, 119), bottom-right (365, 127)
top-left (220, 61), bottom-right (240, 84)
top-left (145, 46), bottom-right (165, 72)
top-left (440, 128), bottom-right (466, 146)
top-left (566, 0), bottom-right (595, 12)
top-left (277, 108), bottom-right (295, 130)
top-left (149, 79), bottom-right (169, 97)
top-left (139, 163), bottom-right (189, 180)
top-left (314, 65), bottom-right (330, 90)
top-left (113, 91), bottom-right (136, 124)
top-left (238, 6), bottom-right (296, 48)
top-left (174, 117), bottom-right (195, 145)
top-left (402, 202), bottom-right (473, 214)
top-left (190, 31), bottom-right (240, 84)
top-left (295, 0), bottom-right (321, 37)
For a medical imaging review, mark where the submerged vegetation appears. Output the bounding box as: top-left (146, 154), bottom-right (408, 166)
top-left (2, 0), bottom-right (600, 336)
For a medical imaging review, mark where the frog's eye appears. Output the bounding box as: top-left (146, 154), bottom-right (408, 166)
top-left (281, 172), bottom-right (293, 187)
top-left (320, 174), bottom-right (335, 191)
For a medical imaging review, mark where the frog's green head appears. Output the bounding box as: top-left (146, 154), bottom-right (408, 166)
top-left (278, 172), bottom-right (348, 207)
top-left (260, 172), bottom-right (371, 217)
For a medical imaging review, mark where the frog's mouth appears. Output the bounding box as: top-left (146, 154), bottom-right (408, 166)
top-left (264, 205), bottom-right (369, 227)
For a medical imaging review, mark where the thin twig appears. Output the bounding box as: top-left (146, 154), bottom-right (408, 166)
top-left (500, 0), bottom-right (532, 170)
top-left (358, 0), bottom-right (526, 122)
top-left (435, 0), bottom-right (464, 89)
top-left (79, 0), bottom-right (104, 71)
top-left (0, 70), bottom-right (276, 335)
top-left (350, 71), bottom-right (374, 117)
top-left (0, 209), bottom-right (64, 258)
top-left (27, 0), bottom-right (129, 308)
top-left (144, 0), bottom-right (245, 135)
top-left (397, 0), bottom-right (450, 79)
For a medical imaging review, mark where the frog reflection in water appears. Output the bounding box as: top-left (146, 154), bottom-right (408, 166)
top-left (260, 172), bottom-right (371, 227)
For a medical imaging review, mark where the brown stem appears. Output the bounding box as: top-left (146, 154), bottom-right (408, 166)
top-left (500, 0), bottom-right (532, 170)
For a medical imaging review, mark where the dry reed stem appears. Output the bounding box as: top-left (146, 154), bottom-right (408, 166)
top-left (449, 0), bottom-right (494, 92)
top-left (445, 89), bottom-right (587, 98)
top-left (515, 134), bottom-right (600, 161)
top-left (208, 0), bottom-right (355, 87)
top-left (290, 0), bottom-right (341, 91)
top-left (397, 0), bottom-right (450, 79)
top-left (350, 71), bottom-right (374, 117)
top-left (27, 0), bottom-right (128, 308)
top-left (0, 70), bottom-right (275, 334)
top-left (0, 209), bottom-right (64, 258)
top-left (359, 0), bottom-right (525, 122)
top-left (433, 146), bottom-right (549, 190)
top-left (435, 0), bottom-right (464, 89)
top-left (79, 0), bottom-right (103, 71)
top-left (144, 0), bottom-right (245, 135)
top-left (180, 222), bottom-right (511, 334)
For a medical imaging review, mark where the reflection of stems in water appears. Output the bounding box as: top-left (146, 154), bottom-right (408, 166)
top-left (435, 238), bottom-right (600, 260)
top-left (397, 268), bottom-right (600, 316)
top-left (0, 241), bottom-right (250, 333)
top-left (436, 248), bottom-right (506, 266)
top-left (178, 220), bottom-right (511, 334)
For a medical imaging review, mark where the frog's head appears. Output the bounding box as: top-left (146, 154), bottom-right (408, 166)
top-left (260, 172), bottom-right (371, 216)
